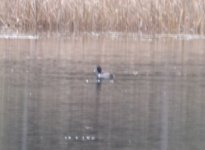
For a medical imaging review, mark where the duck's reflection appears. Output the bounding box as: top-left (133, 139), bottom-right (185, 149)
top-left (93, 81), bottom-right (102, 141)
top-left (96, 81), bottom-right (102, 90)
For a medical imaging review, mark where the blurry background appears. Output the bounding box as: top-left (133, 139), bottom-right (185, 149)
top-left (0, 0), bottom-right (205, 34)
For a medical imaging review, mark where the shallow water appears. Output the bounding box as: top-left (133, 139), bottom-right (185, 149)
top-left (0, 35), bottom-right (205, 150)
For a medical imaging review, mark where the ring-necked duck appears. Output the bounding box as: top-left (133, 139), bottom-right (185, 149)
top-left (95, 65), bottom-right (114, 80)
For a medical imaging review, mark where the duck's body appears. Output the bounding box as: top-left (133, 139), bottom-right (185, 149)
top-left (95, 65), bottom-right (114, 81)
top-left (97, 72), bottom-right (114, 79)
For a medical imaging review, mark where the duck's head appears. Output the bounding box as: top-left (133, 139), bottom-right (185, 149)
top-left (96, 65), bottom-right (102, 74)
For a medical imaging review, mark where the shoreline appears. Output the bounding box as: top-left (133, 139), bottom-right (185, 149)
top-left (1, 31), bottom-right (205, 40)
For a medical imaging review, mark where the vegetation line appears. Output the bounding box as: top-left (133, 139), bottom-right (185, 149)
top-left (0, 0), bottom-right (205, 34)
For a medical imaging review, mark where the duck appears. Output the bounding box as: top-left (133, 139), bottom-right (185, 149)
top-left (95, 65), bottom-right (114, 81)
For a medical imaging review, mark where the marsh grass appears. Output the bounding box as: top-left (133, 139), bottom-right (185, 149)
top-left (0, 0), bottom-right (205, 34)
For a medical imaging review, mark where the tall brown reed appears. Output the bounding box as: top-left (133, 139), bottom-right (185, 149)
top-left (0, 0), bottom-right (205, 34)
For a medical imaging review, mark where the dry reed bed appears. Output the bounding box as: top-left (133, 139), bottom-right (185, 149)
top-left (0, 0), bottom-right (205, 34)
